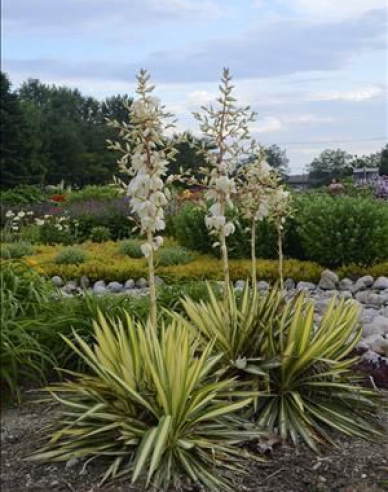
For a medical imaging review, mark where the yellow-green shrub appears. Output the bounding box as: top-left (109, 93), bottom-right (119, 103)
top-left (338, 261), bottom-right (388, 279)
top-left (22, 240), bottom-right (387, 284)
top-left (25, 241), bottom-right (323, 283)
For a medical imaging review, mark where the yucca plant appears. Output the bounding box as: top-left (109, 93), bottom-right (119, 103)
top-left (256, 295), bottom-right (383, 450)
top-left (175, 283), bottom-right (286, 379)
top-left (31, 313), bottom-right (263, 490)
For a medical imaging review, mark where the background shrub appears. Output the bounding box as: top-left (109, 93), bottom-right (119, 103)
top-left (295, 195), bottom-right (388, 266)
top-left (171, 202), bottom-right (302, 260)
top-left (89, 226), bottom-right (111, 243)
top-left (66, 185), bottom-right (121, 204)
top-left (0, 241), bottom-right (35, 259)
top-left (157, 246), bottom-right (195, 266)
top-left (55, 246), bottom-right (88, 265)
top-left (66, 197), bottom-right (132, 241)
top-left (0, 185), bottom-right (46, 206)
top-left (118, 239), bottom-right (143, 258)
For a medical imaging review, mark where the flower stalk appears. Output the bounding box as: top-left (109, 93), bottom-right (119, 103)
top-left (107, 70), bottom-right (176, 327)
top-left (193, 68), bottom-right (256, 295)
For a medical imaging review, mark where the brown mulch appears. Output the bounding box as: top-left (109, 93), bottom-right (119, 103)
top-left (1, 394), bottom-right (387, 492)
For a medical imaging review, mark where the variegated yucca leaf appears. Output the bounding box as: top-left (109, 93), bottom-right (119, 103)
top-left (30, 311), bottom-right (264, 490)
top-left (179, 284), bottom-right (383, 450)
top-left (174, 282), bottom-right (286, 379)
top-left (255, 295), bottom-right (383, 450)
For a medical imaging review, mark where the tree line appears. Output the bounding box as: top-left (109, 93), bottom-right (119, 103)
top-left (1, 71), bottom-right (386, 189)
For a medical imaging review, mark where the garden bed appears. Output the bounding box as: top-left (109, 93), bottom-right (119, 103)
top-left (1, 393), bottom-right (387, 492)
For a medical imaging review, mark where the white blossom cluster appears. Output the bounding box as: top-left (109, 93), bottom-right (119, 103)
top-left (238, 153), bottom-right (279, 223)
top-left (5, 210), bottom-right (34, 231)
top-left (107, 70), bottom-right (176, 258)
top-left (193, 68), bottom-right (256, 247)
top-left (4, 209), bottom-right (76, 234)
top-left (268, 187), bottom-right (292, 230)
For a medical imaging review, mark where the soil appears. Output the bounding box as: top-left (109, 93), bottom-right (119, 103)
top-left (1, 393), bottom-right (387, 492)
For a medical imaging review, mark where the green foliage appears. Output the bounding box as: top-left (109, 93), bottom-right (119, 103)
top-left (89, 226), bottom-right (111, 243)
top-left (157, 246), bottom-right (195, 266)
top-left (0, 185), bottom-right (46, 205)
top-left (67, 185), bottom-right (121, 203)
top-left (337, 261), bottom-right (388, 279)
top-left (296, 195), bottom-right (388, 266)
top-left (68, 198), bottom-right (132, 241)
top-left (32, 315), bottom-right (259, 490)
top-left (308, 149), bottom-right (353, 187)
top-left (178, 286), bottom-right (383, 449)
top-left (54, 246), bottom-right (88, 265)
top-left (255, 295), bottom-right (382, 450)
top-left (1, 241), bottom-right (35, 259)
top-left (177, 284), bottom-right (285, 376)
top-left (118, 239), bottom-right (143, 258)
top-left (172, 202), bottom-right (294, 260)
top-left (172, 203), bottom-right (213, 255)
top-left (0, 261), bottom-right (55, 400)
top-left (264, 144), bottom-right (289, 178)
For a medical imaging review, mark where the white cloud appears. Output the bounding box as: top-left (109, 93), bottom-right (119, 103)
top-left (3, 0), bottom-right (226, 36)
top-left (187, 90), bottom-right (216, 107)
top-left (285, 114), bottom-right (334, 123)
top-left (309, 86), bottom-right (385, 102)
top-left (279, 0), bottom-right (387, 20)
top-left (250, 117), bottom-right (283, 133)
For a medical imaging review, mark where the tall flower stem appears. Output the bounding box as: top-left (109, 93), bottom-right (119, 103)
top-left (251, 219), bottom-right (257, 287)
top-left (146, 229), bottom-right (157, 328)
top-left (277, 223), bottom-right (284, 291)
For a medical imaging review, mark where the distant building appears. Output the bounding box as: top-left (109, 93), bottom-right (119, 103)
top-left (286, 174), bottom-right (310, 191)
top-left (353, 167), bottom-right (379, 185)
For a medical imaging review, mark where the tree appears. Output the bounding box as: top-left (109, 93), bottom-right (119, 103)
top-left (0, 72), bottom-right (35, 187)
top-left (167, 132), bottom-right (212, 180)
top-left (380, 144), bottom-right (388, 176)
top-left (264, 144), bottom-right (289, 177)
top-left (308, 149), bottom-right (353, 186)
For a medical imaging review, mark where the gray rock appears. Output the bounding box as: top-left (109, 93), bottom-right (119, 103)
top-left (315, 298), bottom-right (331, 314)
top-left (80, 275), bottom-right (90, 289)
top-left (360, 308), bottom-right (380, 325)
top-left (257, 281), bottom-right (269, 291)
top-left (66, 457), bottom-right (79, 469)
top-left (363, 323), bottom-right (382, 338)
top-left (339, 278), bottom-right (353, 291)
top-left (321, 269), bottom-right (339, 285)
top-left (373, 276), bottom-right (388, 291)
top-left (363, 316), bottom-right (388, 337)
top-left (93, 281), bottom-right (107, 295)
top-left (124, 279), bottom-right (135, 290)
top-left (284, 278), bottom-right (296, 290)
top-left (359, 275), bottom-right (374, 287)
top-left (355, 291), bottom-right (371, 304)
top-left (136, 277), bottom-right (148, 289)
top-left (369, 293), bottom-right (388, 306)
top-left (63, 281), bottom-right (77, 294)
top-left (94, 280), bottom-right (106, 288)
top-left (361, 349), bottom-right (381, 364)
top-left (373, 316), bottom-right (388, 335)
top-left (51, 275), bottom-right (63, 287)
top-left (351, 280), bottom-right (367, 295)
top-left (364, 334), bottom-right (388, 356)
top-left (155, 276), bottom-right (164, 286)
top-left (235, 280), bottom-right (246, 291)
top-left (338, 290), bottom-right (353, 300)
top-left (318, 278), bottom-right (336, 291)
top-left (296, 281), bottom-right (316, 292)
top-left (107, 281), bottom-right (124, 293)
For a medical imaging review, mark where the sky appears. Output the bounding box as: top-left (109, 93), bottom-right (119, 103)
top-left (2, 0), bottom-right (388, 173)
